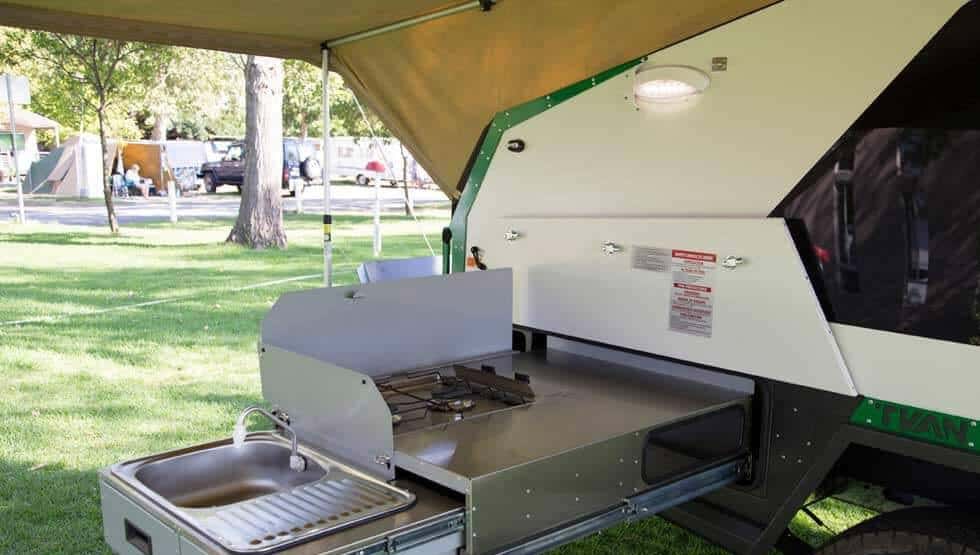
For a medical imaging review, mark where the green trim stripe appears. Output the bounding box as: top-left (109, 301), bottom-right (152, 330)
top-left (447, 57), bottom-right (646, 273)
top-left (851, 398), bottom-right (980, 455)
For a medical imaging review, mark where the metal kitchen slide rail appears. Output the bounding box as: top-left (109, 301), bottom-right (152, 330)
top-left (495, 458), bottom-right (745, 555)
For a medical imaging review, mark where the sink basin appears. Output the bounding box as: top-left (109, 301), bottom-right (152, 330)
top-left (134, 440), bottom-right (326, 508)
top-left (109, 433), bottom-right (416, 553)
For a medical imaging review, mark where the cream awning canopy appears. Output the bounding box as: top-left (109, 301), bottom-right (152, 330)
top-left (0, 0), bottom-right (774, 197)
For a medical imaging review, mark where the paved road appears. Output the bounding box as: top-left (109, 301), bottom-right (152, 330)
top-left (0, 184), bottom-right (449, 226)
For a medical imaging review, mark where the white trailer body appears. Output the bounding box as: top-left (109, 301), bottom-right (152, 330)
top-left (93, 1), bottom-right (980, 555)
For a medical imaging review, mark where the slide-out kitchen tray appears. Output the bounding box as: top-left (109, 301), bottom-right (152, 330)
top-left (392, 347), bottom-right (754, 553)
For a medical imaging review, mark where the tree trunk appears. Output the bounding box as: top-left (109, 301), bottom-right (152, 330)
top-left (97, 107), bottom-right (119, 233)
top-left (150, 70), bottom-right (170, 141)
top-left (400, 143), bottom-right (414, 216)
top-left (227, 55), bottom-right (287, 249)
top-left (150, 110), bottom-right (170, 141)
top-left (299, 116), bottom-right (307, 141)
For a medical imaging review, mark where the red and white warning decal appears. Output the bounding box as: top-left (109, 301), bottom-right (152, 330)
top-left (669, 249), bottom-right (716, 337)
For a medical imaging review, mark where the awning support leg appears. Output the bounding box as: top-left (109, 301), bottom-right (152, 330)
top-left (321, 47), bottom-right (332, 287)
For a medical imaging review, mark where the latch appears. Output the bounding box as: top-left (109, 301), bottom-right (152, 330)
top-left (504, 229), bottom-right (522, 242)
top-left (602, 241), bottom-right (623, 255)
top-left (722, 255), bottom-right (745, 269)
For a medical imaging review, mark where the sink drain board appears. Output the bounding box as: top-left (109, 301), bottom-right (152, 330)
top-left (192, 471), bottom-right (415, 553)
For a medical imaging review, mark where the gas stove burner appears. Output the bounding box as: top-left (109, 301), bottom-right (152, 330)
top-left (430, 381), bottom-right (470, 400)
top-left (431, 399), bottom-right (476, 413)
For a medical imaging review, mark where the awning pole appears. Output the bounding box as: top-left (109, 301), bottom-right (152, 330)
top-left (321, 48), bottom-right (333, 287)
top-left (325, 0), bottom-right (493, 48)
top-left (5, 74), bottom-right (25, 224)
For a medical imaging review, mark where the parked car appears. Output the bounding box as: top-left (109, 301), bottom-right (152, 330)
top-left (199, 138), bottom-right (321, 195)
top-left (203, 136), bottom-right (238, 163)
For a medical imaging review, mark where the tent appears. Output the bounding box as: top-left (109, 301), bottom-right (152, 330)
top-left (0, 1), bottom-right (773, 197)
top-left (117, 140), bottom-right (208, 194)
top-left (26, 133), bottom-right (103, 198)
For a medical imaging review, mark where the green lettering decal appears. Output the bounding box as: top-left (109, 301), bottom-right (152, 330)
top-left (851, 398), bottom-right (979, 454)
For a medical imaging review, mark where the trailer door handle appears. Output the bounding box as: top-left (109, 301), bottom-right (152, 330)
top-left (124, 519), bottom-right (153, 555)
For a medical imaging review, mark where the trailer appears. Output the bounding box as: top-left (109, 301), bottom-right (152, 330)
top-left (7, 0), bottom-right (978, 553)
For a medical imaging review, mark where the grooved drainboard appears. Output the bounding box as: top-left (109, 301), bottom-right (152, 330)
top-left (194, 473), bottom-right (414, 553)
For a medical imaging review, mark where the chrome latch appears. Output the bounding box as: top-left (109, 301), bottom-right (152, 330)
top-left (722, 255), bottom-right (745, 269)
top-left (504, 229), bottom-right (522, 242)
top-left (375, 454), bottom-right (392, 468)
top-left (602, 241), bottom-right (623, 255)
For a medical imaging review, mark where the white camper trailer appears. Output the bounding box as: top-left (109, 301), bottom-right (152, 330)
top-left (0, 107), bottom-right (60, 182)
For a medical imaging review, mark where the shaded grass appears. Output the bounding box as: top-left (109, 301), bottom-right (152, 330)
top-left (0, 213), bottom-right (871, 554)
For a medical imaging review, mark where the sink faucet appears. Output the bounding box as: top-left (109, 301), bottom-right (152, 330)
top-left (233, 406), bottom-right (306, 472)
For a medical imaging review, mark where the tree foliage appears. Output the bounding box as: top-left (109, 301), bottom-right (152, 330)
top-left (283, 59), bottom-right (321, 139)
top-left (0, 27), bottom-right (244, 144)
top-left (142, 48), bottom-right (244, 140)
top-left (281, 60), bottom-right (388, 139)
top-left (328, 73), bottom-right (389, 137)
top-left (1, 29), bottom-right (171, 232)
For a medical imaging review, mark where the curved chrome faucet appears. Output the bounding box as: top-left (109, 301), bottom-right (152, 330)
top-left (234, 406), bottom-right (306, 472)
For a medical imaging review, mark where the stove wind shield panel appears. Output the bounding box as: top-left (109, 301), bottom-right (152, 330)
top-left (259, 270), bottom-right (513, 479)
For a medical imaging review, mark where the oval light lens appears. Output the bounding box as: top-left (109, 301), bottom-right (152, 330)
top-left (634, 65), bottom-right (710, 104)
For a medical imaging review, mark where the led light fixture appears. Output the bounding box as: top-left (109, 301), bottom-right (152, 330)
top-left (633, 64), bottom-right (710, 104)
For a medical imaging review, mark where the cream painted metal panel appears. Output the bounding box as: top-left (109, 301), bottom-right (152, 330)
top-left (832, 324), bottom-right (980, 421)
top-left (474, 217), bottom-right (854, 395)
top-left (469, 0), bottom-right (963, 221)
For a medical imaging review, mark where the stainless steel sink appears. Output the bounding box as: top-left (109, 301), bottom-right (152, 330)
top-left (134, 441), bottom-right (327, 508)
top-left (111, 433), bottom-right (415, 553)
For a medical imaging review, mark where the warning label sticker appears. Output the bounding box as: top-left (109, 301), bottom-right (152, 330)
top-left (669, 249), bottom-right (716, 337)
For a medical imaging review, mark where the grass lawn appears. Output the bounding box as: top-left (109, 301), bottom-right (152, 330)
top-left (0, 212), bottom-right (871, 554)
